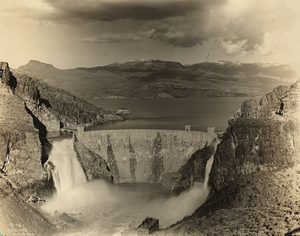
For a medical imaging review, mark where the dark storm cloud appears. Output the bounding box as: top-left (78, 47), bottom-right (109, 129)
top-left (44, 0), bottom-right (226, 48)
top-left (19, 0), bottom-right (278, 52)
top-left (44, 0), bottom-right (224, 22)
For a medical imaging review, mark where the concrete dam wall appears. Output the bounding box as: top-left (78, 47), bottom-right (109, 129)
top-left (75, 128), bottom-right (217, 183)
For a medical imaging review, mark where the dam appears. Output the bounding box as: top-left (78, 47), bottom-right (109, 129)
top-left (74, 127), bottom-right (217, 183)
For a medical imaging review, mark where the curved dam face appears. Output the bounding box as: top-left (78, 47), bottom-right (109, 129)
top-left (75, 128), bottom-right (217, 183)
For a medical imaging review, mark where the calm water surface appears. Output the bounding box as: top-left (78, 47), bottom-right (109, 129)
top-left (87, 97), bottom-right (253, 132)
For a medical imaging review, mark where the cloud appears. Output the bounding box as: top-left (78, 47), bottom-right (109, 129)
top-left (202, 0), bottom-right (300, 57)
top-left (74, 0), bottom-right (300, 52)
top-left (3, 0), bottom-right (300, 56)
top-left (80, 31), bottom-right (154, 43)
top-left (42, 0), bottom-right (223, 23)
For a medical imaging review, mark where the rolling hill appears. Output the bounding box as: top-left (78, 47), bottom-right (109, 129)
top-left (17, 60), bottom-right (298, 100)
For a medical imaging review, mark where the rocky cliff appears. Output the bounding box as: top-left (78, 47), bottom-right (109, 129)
top-left (0, 61), bottom-right (121, 190)
top-left (0, 62), bottom-right (121, 235)
top-left (158, 81), bottom-right (300, 235)
top-left (11, 69), bottom-right (122, 129)
top-left (0, 63), bottom-right (55, 235)
top-left (212, 82), bottom-right (299, 192)
top-left (174, 145), bottom-right (216, 193)
top-left (73, 137), bottom-right (112, 183)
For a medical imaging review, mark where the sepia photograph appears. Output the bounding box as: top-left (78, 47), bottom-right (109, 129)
top-left (0, 0), bottom-right (299, 235)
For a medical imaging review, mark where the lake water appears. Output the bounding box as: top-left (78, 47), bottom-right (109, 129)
top-left (87, 97), bottom-right (253, 132)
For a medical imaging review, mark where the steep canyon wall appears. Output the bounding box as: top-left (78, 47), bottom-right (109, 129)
top-left (76, 128), bottom-right (217, 183)
top-left (160, 81), bottom-right (300, 235)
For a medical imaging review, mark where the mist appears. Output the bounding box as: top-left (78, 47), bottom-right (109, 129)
top-left (41, 139), bottom-right (214, 235)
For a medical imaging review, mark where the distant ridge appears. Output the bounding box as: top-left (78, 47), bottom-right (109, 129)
top-left (18, 59), bottom-right (298, 100)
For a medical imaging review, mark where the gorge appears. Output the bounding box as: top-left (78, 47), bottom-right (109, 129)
top-left (0, 60), bottom-right (299, 236)
top-left (41, 136), bottom-right (217, 235)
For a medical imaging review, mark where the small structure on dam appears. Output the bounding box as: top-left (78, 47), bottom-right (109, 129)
top-left (75, 127), bottom-right (217, 183)
top-left (137, 217), bottom-right (159, 235)
top-left (185, 125), bottom-right (191, 131)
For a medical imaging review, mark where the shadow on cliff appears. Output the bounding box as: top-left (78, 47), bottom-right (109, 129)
top-left (4, 68), bottom-right (53, 167)
top-left (24, 103), bottom-right (52, 166)
top-left (285, 227), bottom-right (300, 236)
top-left (9, 74), bottom-right (17, 93)
top-left (36, 89), bottom-right (52, 108)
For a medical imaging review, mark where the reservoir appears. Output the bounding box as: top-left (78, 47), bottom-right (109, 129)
top-left (87, 97), bottom-right (252, 132)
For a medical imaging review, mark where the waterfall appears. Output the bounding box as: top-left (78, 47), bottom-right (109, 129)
top-left (47, 139), bottom-right (86, 195)
top-left (203, 155), bottom-right (214, 190)
top-left (157, 141), bottom-right (219, 228)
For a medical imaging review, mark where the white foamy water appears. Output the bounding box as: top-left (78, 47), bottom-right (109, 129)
top-left (41, 139), bottom-right (217, 235)
top-left (47, 139), bottom-right (87, 195)
top-left (204, 155), bottom-right (214, 189)
top-left (155, 153), bottom-right (214, 228)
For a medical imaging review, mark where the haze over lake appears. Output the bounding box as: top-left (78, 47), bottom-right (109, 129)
top-left (87, 97), bottom-right (252, 132)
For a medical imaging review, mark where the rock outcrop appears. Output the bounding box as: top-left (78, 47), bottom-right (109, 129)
top-left (0, 63), bottom-right (55, 235)
top-left (0, 61), bottom-right (123, 235)
top-left (11, 69), bottom-right (122, 129)
top-left (212, 82), bottom-right (299, 192)
top-left (0, 76), bottom-right (48, 194)
top-left (174, 145), bottom-right (216, 193)
top-left (73, 138), bottom-right (112, 183)
top-left (158, 81), bottom-right (300, 235)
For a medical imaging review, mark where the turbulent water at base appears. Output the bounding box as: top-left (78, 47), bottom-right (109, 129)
top-left (155, 153), bottom-right (215, 228)
top-left (47, 139), bottom-right (87, 195)
top-left (41, 140), bottom-right (217, 235)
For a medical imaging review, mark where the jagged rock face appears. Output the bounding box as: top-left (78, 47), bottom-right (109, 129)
top-left (212, 82), bottom-right (299, 192)
top-left (0, 76), bottom-right (49, 196)
top-left (0, 131), bottom-right (47, 189)
top-left (161, 166), bottom-right (300, 235)
top-left (0, 61), bottom-right (122, 192)
top-left (73, 140), bottom-right (112, 183)
top-left (175, 145), bottom-right (216, 193)
top-left (0, 61), bottom-right (122, 236)
top-left (1, 62), bottom-right (122, 134)
top-left (87, 80), bottom-right (300, 236)
top-left (158, 81), bottom-right (300, 235)
top-left (11, 71), bottom-right (122, 129)
top-left (212, 118), bottom-right (298, 191)
top-left (0, 62), bottom-right (11, 86)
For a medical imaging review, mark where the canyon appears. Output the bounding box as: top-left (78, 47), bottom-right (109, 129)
top-left (159, 81), bottom-right (300, 235)
top-left (0, 62), bottom-right (120, 235)
top-left (0, 60), bottom-right (299, 235)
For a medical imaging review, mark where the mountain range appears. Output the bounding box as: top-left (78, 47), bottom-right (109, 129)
top-left (17, 59), bottom-right (298, 99)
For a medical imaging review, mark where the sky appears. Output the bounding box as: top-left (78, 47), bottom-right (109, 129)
top-left (0, 0), bottom-right (300, 71)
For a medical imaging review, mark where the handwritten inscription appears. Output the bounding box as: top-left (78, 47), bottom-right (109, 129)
top-left (3, 223), bottom-right (35, 236)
